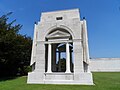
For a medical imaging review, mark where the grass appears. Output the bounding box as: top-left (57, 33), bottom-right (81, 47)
top-left (0, 72), bottom-right (120, 90)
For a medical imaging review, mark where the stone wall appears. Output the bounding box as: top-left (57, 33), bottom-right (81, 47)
top-left (90, 58), bottom-right (120, 72)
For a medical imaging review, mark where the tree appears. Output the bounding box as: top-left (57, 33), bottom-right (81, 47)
top-left (0, 13), bottom-right (32, 77)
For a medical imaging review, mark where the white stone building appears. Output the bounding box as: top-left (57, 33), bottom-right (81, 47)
top-left (27, 9), bottom-right (120, 85)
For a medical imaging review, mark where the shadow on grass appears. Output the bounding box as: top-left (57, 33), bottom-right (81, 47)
top-left (0, 76), bottom-right (18, 82)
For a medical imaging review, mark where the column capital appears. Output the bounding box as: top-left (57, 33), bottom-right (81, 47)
top-left (66, 42), bottom-right (69, 44)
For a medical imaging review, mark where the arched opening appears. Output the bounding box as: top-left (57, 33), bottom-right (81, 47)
top-left (54, 43), bottom-right (73, 72)
top-left (45, 28), bottom-right (74, 73)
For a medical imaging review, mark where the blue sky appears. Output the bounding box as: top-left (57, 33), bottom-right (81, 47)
top-left (0, 0), bottom-right (120, 58)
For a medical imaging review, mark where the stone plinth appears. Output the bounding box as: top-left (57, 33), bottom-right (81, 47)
top-left (27, 9), bottom-right (94, 85)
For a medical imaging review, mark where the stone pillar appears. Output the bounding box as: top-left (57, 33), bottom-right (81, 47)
top-left (70, 49), bottom-right (72, 72)
top-left (58, 52), bottom-right (61, 71)
top-left (65, 43), bottom-right (71, 73)
top-left (73, 40), bottom-right (84, 80)
top-left (87, 65), bottom-right (90, 73)
top-left (47, 44), bottom-right (52, 73)
top-left (52, 45), bottom-right (56, 72)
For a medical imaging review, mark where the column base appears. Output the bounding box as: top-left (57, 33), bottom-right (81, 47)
top-left (65, 71), bottom-right (71, 73)
top-left (46, 71), bottom-right (52, 73)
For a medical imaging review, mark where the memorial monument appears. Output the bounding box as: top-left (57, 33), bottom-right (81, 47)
top-left (27, 9), bottom-right (94, 85)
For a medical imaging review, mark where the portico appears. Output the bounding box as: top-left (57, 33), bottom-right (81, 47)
top-left (45, 29), bottom-right (73, 74)
top-left (46, 43), bottom-right (71, 73)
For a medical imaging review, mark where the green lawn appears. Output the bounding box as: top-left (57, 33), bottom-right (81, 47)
top-left (0, 72), bottom-right (120, 90)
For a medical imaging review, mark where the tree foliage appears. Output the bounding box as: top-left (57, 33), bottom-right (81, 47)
top-left (0, 13), bottom-right (32, 77)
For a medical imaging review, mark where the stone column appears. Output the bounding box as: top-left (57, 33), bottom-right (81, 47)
top-left (47, 43), bottom-right (52, 73)
top-left (65, 43), bottom-right (71, 73)
top-left (58, 52), bottom-right (61, 71)
top-left (70, 49), bottom-right (72, 72)
top-left (52, 45), bottom-right (56, 72)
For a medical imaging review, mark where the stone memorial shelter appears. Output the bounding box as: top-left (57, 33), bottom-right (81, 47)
top-left (27, 9), bottom-right (120, 85)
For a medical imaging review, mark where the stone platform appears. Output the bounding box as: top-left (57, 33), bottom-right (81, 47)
top-left (28, 72), bottom-right (93, 85)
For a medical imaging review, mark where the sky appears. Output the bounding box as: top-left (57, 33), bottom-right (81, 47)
top-left (0, 0), bottom-right (120, 58)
